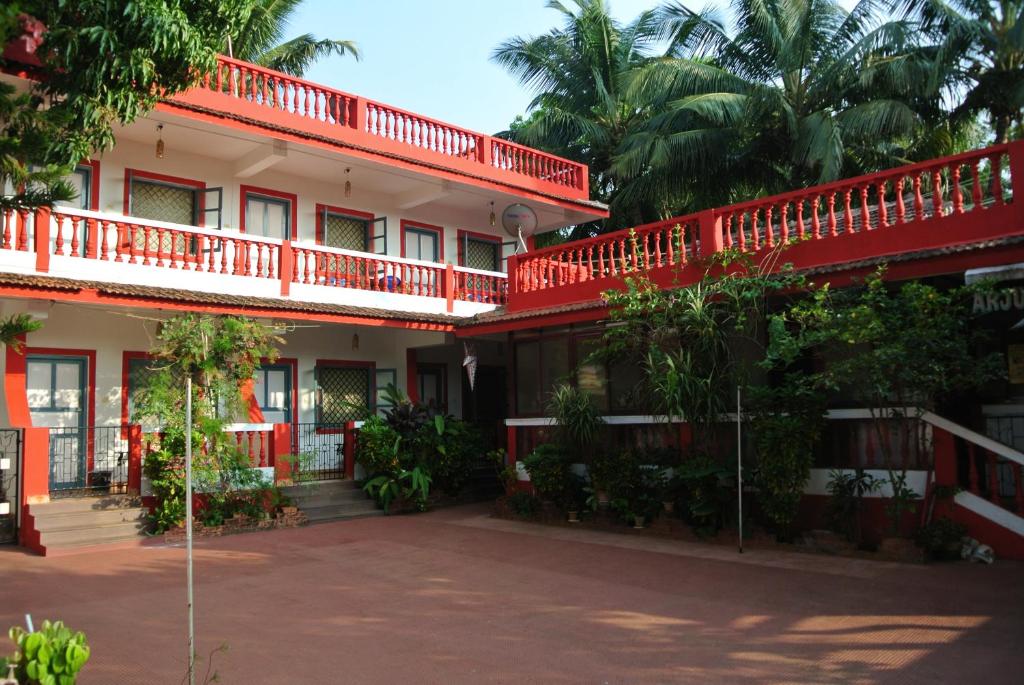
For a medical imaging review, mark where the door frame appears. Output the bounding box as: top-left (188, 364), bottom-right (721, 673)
top-left (25, 350), bottom-right (94, 491)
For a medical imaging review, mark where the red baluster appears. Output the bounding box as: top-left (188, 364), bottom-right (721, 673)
top-left (256, 242), bottom-right (264, 277)
top-left (858, 185), bottom-right (870, 231)
top-left (194, 235), bottom-right (205, 271)
top-left (913, 173), bottom-right (924, 219)
top-left (220, 238), bottom-right (229, 274)
top-left (70, 217), bottom-right (83, 257)
top-left (765, 205), bottom-right (775, 247)
top-left (843, 189), bottom-right (854, 234)
top-left (100, 221), bottom-right (111, 261)
top-left (737, 213), bottom-right (747, 250)
top-left (54, 215), bottom-right (65, 255)
top-left (780, 203), bottom-right (789, 244)
top-left (795, 200), bottom-right (804, 239)
top-left (931, 168), bottom-right (944, 218)
top-left (751, 210), bottom-right (760, 250)
top-left (2, 209), bottom-right (11, 249)
top-left (971, 160), bottom-right (983, 209)
top-left (811, 197), bottom-right (821, 239)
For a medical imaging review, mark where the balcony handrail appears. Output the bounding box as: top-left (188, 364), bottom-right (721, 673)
top-left (520, 212), bottom-right (703, 264)
top-left (213, 54), bottom-right (360, 110)
top-left (721, 143), bottom-right (1012, 214)
top-left (50, 206), bottom-right (284, 246)
top-left (453, 264), bottom-right (508, 279)
top-left (295, 241), bottom-right (442, 272)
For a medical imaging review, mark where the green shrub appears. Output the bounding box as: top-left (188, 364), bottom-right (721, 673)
top-left (673, 455), bottom-right (735, 536)
top-left (2, 620), bottom-right (90, 684)
top-left (506, 491), bottom-right (540, 517)
top-left (915, 518), bottom-right (967, 560)
top-left (355, 415), bottom-right (403, 476)
top-left (364, 465), bottom-right (432, 514)
top-left (414, 415), bottom-right (480, 496)
top-left (522, 444), bottom-right (570, 503)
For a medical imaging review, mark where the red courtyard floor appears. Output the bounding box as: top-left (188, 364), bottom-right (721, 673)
top-left (1, 504), bottom-right (1021, 684)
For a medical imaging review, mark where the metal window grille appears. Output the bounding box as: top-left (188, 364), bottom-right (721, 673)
top-left (317, 367), bottom-right (370, 426)
top-left (131, 180), bottom-right (197, 225)
top-left (324, 213), bottom-right (368, 251)
top-left (465, 238), bottom-right (499, 272)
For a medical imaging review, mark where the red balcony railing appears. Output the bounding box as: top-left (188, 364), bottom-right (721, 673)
top-left (0, 206), bottom-right (507, 313)
top-left (174, 56), bottom-right (589, 200)
top-left (506, 142), bottom-right (1024, 312)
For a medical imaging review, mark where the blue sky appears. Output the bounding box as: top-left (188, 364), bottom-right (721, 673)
top-left (290, 0), bottom-right (859, 136)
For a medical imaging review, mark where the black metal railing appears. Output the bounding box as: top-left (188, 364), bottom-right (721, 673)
top-left (48, 425), bottom-right (130, 498)
top-left (0, 428), bottom-right (21, 544)
top-left (289, 423), bottom-right (345, 481)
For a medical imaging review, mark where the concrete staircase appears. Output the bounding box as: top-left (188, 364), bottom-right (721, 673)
top-left (280, 480), bottom-right (382, 523)
top-left (27, 496), bottom-right (149, 554)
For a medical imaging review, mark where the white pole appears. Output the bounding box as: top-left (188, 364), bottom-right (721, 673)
top-left (736, 386), bottom-right (743, 554)
top-left (185, 377), bottom-right (195, 685)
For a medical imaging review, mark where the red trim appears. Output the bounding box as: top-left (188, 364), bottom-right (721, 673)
top-left (79, 159), bottom-right (101, 211)
top-left (456, 229), bottom-right (502, 268)
top-left (240, 185), bottom-right (298, 239)
top-left (0, 284), bottom-right (455, 332)
top-left (4, 336), bottom-right (31, 428)
top-left (315, 359), bottom-right (375, 433)
top-left (120, 351), bottom-right (153, 432)
top-left (400, 220), bottom-right (444, 261)
top-left (25, 347), bottom-right (97, 474)
top-left (123, 168), bottom-right (207, 226)
top-left (314, 203), bottom-right (374, 246)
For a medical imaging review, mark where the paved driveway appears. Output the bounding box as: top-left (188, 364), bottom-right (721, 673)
top-left (1, 504), bottom-right (1020, 684)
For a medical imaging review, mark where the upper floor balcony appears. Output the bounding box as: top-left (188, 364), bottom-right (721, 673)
top-left (502, 142), bottom-right (1024, 317)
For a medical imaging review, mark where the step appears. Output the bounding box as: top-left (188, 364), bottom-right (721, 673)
top-left (303, 503), bottom-right (383, 523)
top-left (29, 495), bottom-right (143, 515)
top-left (38, 520), bottom-right (149, 549)
top-left (32, 507), bottom-right (148, 532)
top-left (286, 491), bottom-right (370, 509)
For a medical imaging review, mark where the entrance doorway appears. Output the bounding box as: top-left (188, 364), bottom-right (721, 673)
top-left (26, 355), bottom-right (88, 493)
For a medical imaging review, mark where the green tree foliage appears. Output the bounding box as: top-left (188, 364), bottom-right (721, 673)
top-left (0, 313), bottom-right (41, 350)
top-left (228, 0), bottom-right (359, 76)
top-left (617, 0), bottom-right (944, 213)
top-left (894, 0), bottom-right (1024, 143)
top-left (1, 1), bottom-right (250, 209)
top-left (134, 314), bottom-right (283, 532)
top-left (492, 0), bottom-right (662, 233)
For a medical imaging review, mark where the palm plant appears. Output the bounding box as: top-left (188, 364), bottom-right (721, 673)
top-left (229, 0), bottom-right (359, 77)
top-left (614, 0), bottom-right (943, 212)
top-left (893, 0), bottom-right (1024, 143)
top-left (492, 0), bottom-right (662, 232)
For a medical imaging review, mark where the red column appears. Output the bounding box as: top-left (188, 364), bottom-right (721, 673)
top-left (506, 423), bottom-right (517, 465)
top-left (445, 262), bottom-right (455, 312)
top-left (932, 426), bottom-right (957, 487)
top-left (33, 206), bottom-right (51, 273)
top-left (343, 421), bottom-right (357, 479)
top-left (19, 427), bottom-right (49, 552)
top-left (272, 423), bottom-right (292, 484)
top-left (127, 425), bottom-right (143, 495)
top-left (698, 209), bottom-right (724, 257)
top-left (279, 240), bottom-right (293, 296)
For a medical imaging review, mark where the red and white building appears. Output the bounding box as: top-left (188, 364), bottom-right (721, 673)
top-left (1, 52), bottom-right (1023, 558)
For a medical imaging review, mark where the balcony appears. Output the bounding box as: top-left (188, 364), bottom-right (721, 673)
top-left (166, 56), bottom-right (590, 203)
top-left (0, 206), bottom-right (508, 320)
top-left (505, 143), bottom-right (1024, 313)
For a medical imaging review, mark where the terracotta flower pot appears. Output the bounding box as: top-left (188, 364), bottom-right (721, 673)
top-left (281, 506), bottom-right (298, 516)
top-left (567, 510), bottom-right (580, 523)
top-left (633, 515), bottom-right (646, 530)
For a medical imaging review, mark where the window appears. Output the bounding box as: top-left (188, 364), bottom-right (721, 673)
top-left (417, 365), bottom-right (446, 410)
top-left (254, 364), bottom-right (292, 424)
top-left (320, 209), bottom-right (368, 251)
top-left (401, 221), bottom-right (442, 262)
top-left (316, 364), bottom-right (372, 426)
top-left (245, 193), bottom-right (292, 240)
top-left (375, 368), bottom-right (397, 413)
top-left (576, 336), bottom-right (609, 413)
top-left (26, 357), bottom-right (84, 412)
top-left (54, 164), bottom-right (95, 210)
top-left (128, 175), bottom-right (199, 225)
top-left (125, 356), bottom-right (159, 423)
top-left (459, 232), bottom-right (501, 272)
top-left (514, 337), bottom-right (570, 415)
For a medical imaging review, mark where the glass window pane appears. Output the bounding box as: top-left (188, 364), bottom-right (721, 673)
top-left (26, 362), bottom-right (52, 409)
top-left (576, 337), bottom-right (609, 412)
top-left (515, 341), bottom-right (541, 415)
top-left (610, 359), bottom-right (645, 412)
top-left (540, 337), bottom-right (570, 405)
top-left (56, 167), bottom-right (90, 210)
top-left (264, 370), bottom-right (286, 410)
top-left (54, 362), bottom-right (81, 409)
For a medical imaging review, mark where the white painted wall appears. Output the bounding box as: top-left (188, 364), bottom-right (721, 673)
top-left (5, 302), bottom-right (455, 428)
top-left (89, 138), bottom-right (516, 268)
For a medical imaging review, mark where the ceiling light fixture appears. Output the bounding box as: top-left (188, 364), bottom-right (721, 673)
top-left (344, 168), bottom-right (352, 198)
top-left (155, 124), bottom-right (165, 159)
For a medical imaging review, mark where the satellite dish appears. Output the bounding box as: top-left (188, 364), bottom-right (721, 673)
top-left (501, 203), bottom-right (538, 238)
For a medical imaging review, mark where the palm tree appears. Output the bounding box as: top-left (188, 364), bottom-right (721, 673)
top-left (492, 0), bottom-right (662, 233)
top-left (230, 0), bottom-right (359, 77)
top-left (614, 0), bottom-right (941, 213)
top-left (893, 0), bottom-right (1024, 143)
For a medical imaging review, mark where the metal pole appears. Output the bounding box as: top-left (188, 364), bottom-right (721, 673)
top-left (737, 386), bottom-right (743, 554)
top-left (185, 377), bottom-right (195, 685)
